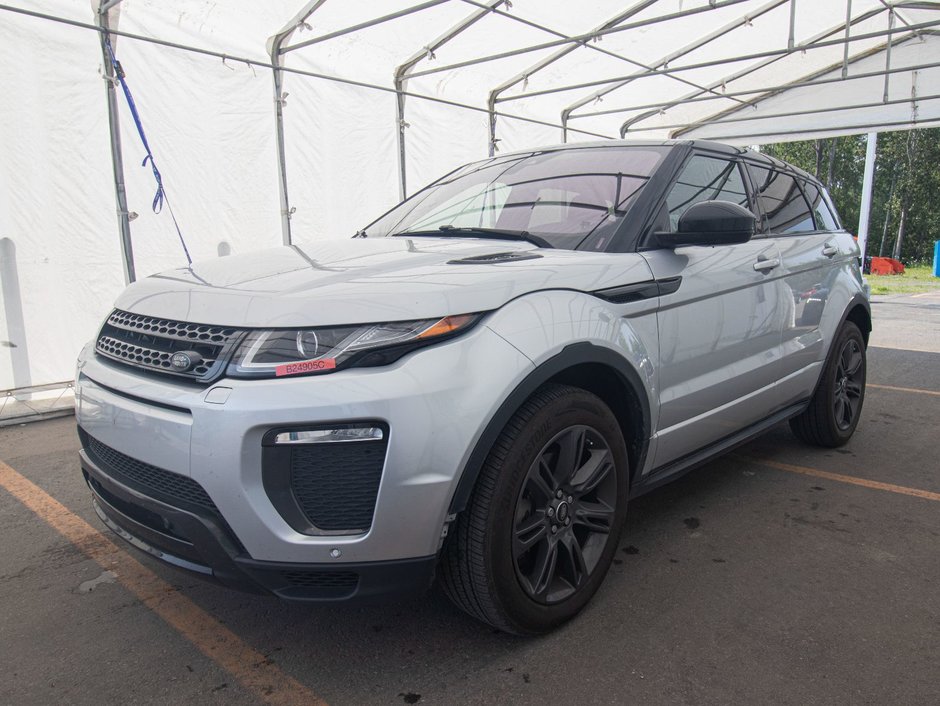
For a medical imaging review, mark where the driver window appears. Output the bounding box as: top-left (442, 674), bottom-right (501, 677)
top-left (665, 155), bottom-right (750, 230)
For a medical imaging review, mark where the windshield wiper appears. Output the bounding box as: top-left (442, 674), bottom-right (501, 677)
top-left (393, 225), bottom-right (554, 249)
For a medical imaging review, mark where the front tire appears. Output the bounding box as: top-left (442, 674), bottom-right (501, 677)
top-left (441, 384), bottom-right (629, 634)
top-left (790, 321), bottom-right (866, 447)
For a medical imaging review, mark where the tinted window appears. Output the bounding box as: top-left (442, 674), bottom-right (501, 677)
top-left (364, 147), bottom-right (667, 250)
top-left (820, 188), bottom-right (843, 229)
top-left (747, 165), bottom-right (815, 234)
top-left (801, 181), bottom-right (839, 231)
top-left (666, 155), bottom-right (750, 230)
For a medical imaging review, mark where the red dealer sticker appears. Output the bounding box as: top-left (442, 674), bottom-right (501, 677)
top-left (275, 358), bottom-right (337, 377)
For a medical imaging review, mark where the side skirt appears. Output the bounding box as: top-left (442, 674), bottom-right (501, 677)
top-left (630, 400), bottom-right (810, 499)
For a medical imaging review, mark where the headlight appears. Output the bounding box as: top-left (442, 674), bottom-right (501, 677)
top-left (227, 313), bottom-right (482, 378)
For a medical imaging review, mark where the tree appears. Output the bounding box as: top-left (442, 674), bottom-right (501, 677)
top-left (762, 128), bottom-right (940, 263)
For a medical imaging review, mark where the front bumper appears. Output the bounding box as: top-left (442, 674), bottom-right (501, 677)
top-left (81, 444), bottom-right (437, 602)
top-left (74, 323), bottom-right (534, 569)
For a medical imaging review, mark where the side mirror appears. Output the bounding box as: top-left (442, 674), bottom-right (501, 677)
top-left (656, 200), bottom-right (756, 248)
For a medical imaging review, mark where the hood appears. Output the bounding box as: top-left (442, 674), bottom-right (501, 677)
top-left (114, 238), bottom-right (654, 327)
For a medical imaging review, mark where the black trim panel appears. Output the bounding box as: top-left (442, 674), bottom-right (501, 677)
top-left (593, 276), bottom-right (682, 304)
top-left (448, 342), bottom-right (652, 513)
top-left (81, 449), bottom-right (435, 603)
top-left (631, 401), bottom-right (809, 498)
top-left (260, 421), bottom-right (389, 536)
top-left (79, 373), bottom-right (192, 415)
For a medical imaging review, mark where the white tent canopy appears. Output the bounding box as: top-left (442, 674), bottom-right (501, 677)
top-left (1, 0), bottom-right (938, 397)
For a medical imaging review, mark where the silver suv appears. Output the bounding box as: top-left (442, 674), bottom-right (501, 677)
top-left (76, 140), bottom-right (869, 634)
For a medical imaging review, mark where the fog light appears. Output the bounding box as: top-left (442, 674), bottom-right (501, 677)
top-left (273, 426), bottom-right (384, 445)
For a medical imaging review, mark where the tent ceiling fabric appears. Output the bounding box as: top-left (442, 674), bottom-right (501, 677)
top-left (260, 0), bottom-right (940, 147)
top-left (0, 0), bottom-right (938, 391)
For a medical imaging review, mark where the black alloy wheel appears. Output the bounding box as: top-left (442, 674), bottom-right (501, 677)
top-left (790, 321), bottom-right (867, 447)
top-left (512, 425), bottom-right (617, 604)
top-left (832, 337), bottom-right (864, 431)
top-left (441, 383), bottom-right (629, 635)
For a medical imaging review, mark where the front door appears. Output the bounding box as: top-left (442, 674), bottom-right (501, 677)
top-left (642, 153), bottom-right (787, 470)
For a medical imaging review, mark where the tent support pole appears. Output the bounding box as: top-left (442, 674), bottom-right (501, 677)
top-left (565, 0), bottom-right (789, 123)
top-left (883, 9), bottom-right (895, 102)
top-left (270, 51), bottom-right (293, 245)
top-left (513, 14), bottom-right (939, 105)
top-left (96, 0), bottom-right (135, 284)
top-left (842, 0), bottom-right (853, 78)
top-left (407, 0), bottom-right (755, 80)
top-left (788, 0), bottom-right (796, 49)
top-left (647, 8), bottom-right (919, 137)
top-left (625, 92), bottom-right (940, 133)
top-left (487, 95), bottom-right (497, 157)
top-left (585, 58), bottom-right (939, 122)
top-left (394, 0), bottom-right (506, 199)
top-left (485, 0), bottom-right (663, 150)
top-left (267, 1), bottom-right (328, 246)
top-left (857, 131), bottom-right (878, 263)
top-left (395, 84), bottom-right (408, 201)
top-left (281, 0), bottom-right (449, 54)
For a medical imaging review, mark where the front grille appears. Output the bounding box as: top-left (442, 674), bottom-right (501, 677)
top-left (95, 309), bottom-right (242, 382)
top-left (83, 433), bottom-right (217, 512)
top-left (89, 473), bottom-right (190, 543)
top-left (289, 440), bottom-right (387, 532)
top-left (281, 570), bottom-right (359, 589)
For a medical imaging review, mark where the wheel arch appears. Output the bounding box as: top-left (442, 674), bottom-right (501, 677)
top-left (802, 292), bottom-right (872, 404)
top-left (447, 343), bottom-right (652, 514)
top-left (843, 295), bottom-right (872, 346)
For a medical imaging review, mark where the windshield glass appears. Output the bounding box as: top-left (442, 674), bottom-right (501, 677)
top-left (363, 147), bottom-right (668, 250)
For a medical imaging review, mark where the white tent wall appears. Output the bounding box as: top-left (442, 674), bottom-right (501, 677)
top-left (1, 0), bottom-right (295, 390)
top-left (399, 99), bottom-right (492, 198)
top-left (2, 0), bottom-right (939, 396)
top-left (1, 1), bottom-right (121, 391)
top-left (112, 3), bottom-right (284, 274)
top-left (280, 78), bottom-right (401, 241)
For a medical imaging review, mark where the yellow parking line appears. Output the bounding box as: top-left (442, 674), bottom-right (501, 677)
top-left (748, 457), bottom-right (940, 502)
top-left (868, 383), bottom-right (940, 397)
top-left (0, 460), bottom-right (325, 706)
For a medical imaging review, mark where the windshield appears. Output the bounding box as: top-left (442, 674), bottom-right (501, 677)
top-left (362, 147), bottom-right (667, 251)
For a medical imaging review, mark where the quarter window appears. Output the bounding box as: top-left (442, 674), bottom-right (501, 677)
top-left (747, 165), bottom-right (815, 234)
top-left (801, 181), bottom-right (839, 232)
top-left (665, 155), bottom-right (751, 230)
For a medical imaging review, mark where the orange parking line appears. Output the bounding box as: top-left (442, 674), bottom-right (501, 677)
top-left (867, 383), bottom-right (940, 397)
top-left (748, 457), bottom-right (940, 502)
top-left (0, 460), bottom-right (325, 706)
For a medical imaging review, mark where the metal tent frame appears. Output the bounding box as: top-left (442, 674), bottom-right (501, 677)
top-left (1, 0), bottom-right (938, 416)
top-left (5, 0), bottom-right (940, 281)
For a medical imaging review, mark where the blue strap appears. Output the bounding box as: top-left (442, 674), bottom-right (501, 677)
top-left (103, 34), bottom-right (192, 265)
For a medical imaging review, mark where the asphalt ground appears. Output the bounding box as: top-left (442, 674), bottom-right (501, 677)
top-left (1, 293), bottom-right (938, 706)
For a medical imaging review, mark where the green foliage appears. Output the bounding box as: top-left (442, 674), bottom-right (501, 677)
top-left (762, 128), bottom-right (940, 263)
top-left (867, 265), bottom-right (940, 296)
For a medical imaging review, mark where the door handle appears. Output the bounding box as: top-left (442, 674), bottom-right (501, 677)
top-left (822, 243), bottom-right (838, 257)
top-left (753, 257), bottom-right (780, 272)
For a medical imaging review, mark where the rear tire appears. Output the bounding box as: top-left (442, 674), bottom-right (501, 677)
top-left (440, 383), bottom-right (629, 635)
top-left (789, 321), bottom-right (866, 447)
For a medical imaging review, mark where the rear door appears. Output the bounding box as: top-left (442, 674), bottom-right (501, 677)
top-left (641, 153), bottom-right (787, 470)
top-left (747, 165), bottom-right (844, 407)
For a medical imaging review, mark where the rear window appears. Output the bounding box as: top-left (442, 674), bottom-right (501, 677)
top-left (801, 180), bottom-right (840, 232)
top-left (747, 165), bottom-right (815, 234)
top-left (820, 187), bottom-right (844, 230)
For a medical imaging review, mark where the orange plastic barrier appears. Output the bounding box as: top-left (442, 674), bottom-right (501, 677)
top-left (870, 257), bottom-right (905, 275)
